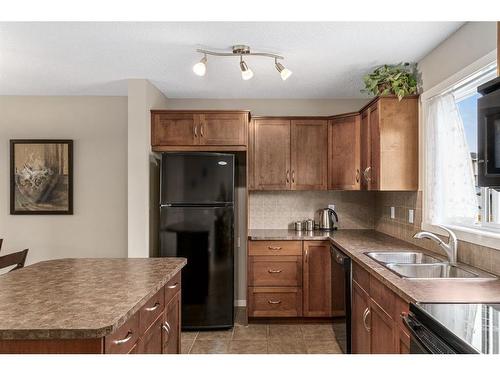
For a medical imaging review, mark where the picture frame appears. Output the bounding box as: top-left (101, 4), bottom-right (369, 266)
top-left (10, 139), bottom-right (73, 215)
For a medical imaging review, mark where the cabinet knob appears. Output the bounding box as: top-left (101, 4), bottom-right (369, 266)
top-left (113, 330), bottom-right (133, 345)
top-left (267, 269), bottom-right (283, 273)
top-left (267, 300), bottom-right (282, 305)
top-left (162, 321), bottom-right (171, 335)
top-left (167, 282), bottom-right (179, 289)
top-left (144, 302), bottom-right (160, 312)
top-left (362, 307), bottom-right (371, 333)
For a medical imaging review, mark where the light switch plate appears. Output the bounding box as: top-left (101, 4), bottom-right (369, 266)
top-left (408, 209), bottom-right (414, 224)
top-left (390, 207), bottom-right (395, 219)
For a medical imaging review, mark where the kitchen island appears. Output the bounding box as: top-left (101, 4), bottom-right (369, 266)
top-left (0, 258), bottom-right (186, 354)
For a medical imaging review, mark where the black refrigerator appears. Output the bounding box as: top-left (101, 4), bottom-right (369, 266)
top-left (159, 152), bottom-right (234, 330)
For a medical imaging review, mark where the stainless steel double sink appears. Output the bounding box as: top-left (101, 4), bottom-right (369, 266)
top-left (365, 251), bottom-right (496, 280)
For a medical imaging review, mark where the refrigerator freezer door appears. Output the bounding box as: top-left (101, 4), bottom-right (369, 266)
top-left (161, 153), bottom-right (234, 204)
top-left (160, 205), bottom-right (234, 329)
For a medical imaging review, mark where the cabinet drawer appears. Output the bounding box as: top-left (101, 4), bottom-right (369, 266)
top-left (352, 261), bottom-right (370, 293)
top-left (248, 287), bottom-right (302, 317)
top-left (139, 288), bottom-right (165, 334)
top-left (164, 272), bottom-right (181, 304)
top-left (105, 313), bottom-right (139, 354)
top-left (248, 256), bottom-right (302, 287)
top-left (248, 241), bottom-right (302, 256)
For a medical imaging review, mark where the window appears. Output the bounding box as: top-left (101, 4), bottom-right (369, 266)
top-left (423, 61), bottom-right (500, 245)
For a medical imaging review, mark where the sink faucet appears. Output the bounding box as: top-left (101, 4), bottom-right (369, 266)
top-left (413, 226), bottom-right (458, 265)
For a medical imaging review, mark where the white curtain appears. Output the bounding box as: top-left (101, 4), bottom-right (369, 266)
top-left (425, 93), bottom-right (478, 225)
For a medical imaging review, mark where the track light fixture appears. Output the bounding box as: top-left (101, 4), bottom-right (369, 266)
top-left (275, 58), bottom-right (293, 81)
top-left (192, 45), bottom-right (292, 81)
top-left (239, 56), bottom-right (254, 80)
top-left (192, 54), bottom-right (207, 76)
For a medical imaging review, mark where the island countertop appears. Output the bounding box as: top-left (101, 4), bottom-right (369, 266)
top-left (0, 258), bottom-right (186, 340)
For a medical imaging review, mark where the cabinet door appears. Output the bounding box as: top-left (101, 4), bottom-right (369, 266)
top-left (199, 113), bottom-right (248, 146)
top-left (328, 115), bottom-right (361, 190)
top-left (137, 314), bottom-right (163, 354)
top-left (352, 281), bottom-right (371, 354)
top-left (360, 110), bottom-right (371, 190)
top-left (290, 119), bottom-right (328, 190)
top-left (162, 292), bottom-right (181, 354)
top-left (370, 301), bottom-right (396, 354)
top-left (252, 119), bottom-right (291, 190)
top-left (397, 326), bottom-right (410, 354)
top-left (303, 241), bottom-right (332, 317)
top-left (151, 113), bottom-right (198, 146)
top-left (369, 104), bottom-right (380, 190)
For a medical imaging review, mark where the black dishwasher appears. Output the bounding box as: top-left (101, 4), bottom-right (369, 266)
top-left (331, 245), bottom-right (352, 354)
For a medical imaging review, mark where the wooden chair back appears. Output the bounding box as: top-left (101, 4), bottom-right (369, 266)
top-left (0, 249), bottom-right (29, 273)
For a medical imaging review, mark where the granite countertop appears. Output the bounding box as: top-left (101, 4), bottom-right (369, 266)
top-left (248, 229), bottom-right (500, 304)
top-left (0, 258), bottom-right (186, 340)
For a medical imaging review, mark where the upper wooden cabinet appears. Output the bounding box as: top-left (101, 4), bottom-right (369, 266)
top-left (250, 117), bottom-right (328, 191)
top-left (291, 119), bottom-right (328, 190)
top-left (359, 97), bottom-right (418, 191)
top-left (151, 110), bottom-right (249, 149)
top-left (328, 114), bottom-right (361, 190)
top-left (251, 118), bottom-right (291, 190)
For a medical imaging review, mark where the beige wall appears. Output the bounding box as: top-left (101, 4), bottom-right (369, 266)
top-left (418, 22), bottom-right (497, 91)
top-left (165, 98), bottom-right (368, 116)
top-left (127, 79), bottom-right (169, 258)
top-left (0, 96), bottom-right (128, 265)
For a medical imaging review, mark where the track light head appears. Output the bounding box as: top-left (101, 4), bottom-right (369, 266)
top-left (193, 55), bottom-right (207, 76)
top-left (275, 60), bottom-right (292, 81)
top-left (239, 57), bottom-right (254, 80)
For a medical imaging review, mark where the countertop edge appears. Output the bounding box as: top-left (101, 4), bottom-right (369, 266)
top-left (0, 258), bottom-right (187, 341)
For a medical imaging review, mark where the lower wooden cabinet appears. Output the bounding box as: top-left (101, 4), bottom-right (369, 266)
top-left (138, 314), bottom-right (163, 354)
top-left (351, 262), bottom-right (409, 354)
top-left (247, 240), bottom-right (332, 318)
top-left (162, 291), bottom-right (181, 354)
top-left (352, 280), bottom-right (371, 354)
top-left (303, 241), bottom-right (332, 317)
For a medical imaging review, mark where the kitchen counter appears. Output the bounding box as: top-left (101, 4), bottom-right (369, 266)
top-left (0, 258), bottom-right (186, 340)
top-left (248, 229), bottom-right (500, 304)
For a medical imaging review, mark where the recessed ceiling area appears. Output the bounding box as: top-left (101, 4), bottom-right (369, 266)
top-left (0, 22), bottom-right (464, 98)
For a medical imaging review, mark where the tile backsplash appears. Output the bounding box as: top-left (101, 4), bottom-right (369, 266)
top-left (249, 191), bottom-right (376, 230)
top-left (249, 189), bottom-right (500, 276)
top-left (375, 191), bottom-right (500, 276)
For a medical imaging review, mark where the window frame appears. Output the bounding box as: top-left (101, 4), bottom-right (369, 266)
top-left (420, 50), bottom-right (500, 250)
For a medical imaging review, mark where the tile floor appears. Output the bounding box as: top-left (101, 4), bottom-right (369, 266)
top-left (181, 309), bottom-right (344, 354)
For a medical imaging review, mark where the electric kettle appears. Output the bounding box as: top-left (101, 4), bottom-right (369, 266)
top-left (317, 208), bottom-right (339, 231)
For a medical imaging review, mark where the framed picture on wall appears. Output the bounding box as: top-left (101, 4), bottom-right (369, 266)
top-left (10, 140), bottom-right (73, 215)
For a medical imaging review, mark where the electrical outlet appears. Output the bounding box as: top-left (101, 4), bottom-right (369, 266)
top-left (390, 206), bottom-right (395, 219)
top-left (408, 209), bottom-right (414, 224)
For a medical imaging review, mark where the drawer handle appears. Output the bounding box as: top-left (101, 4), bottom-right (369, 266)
top-left (162, 321), bottom-right (171, 335)
top-left (267, 246), bottom-right (282, 250)
top-left (268, 300), bottom-right (282, 305)
top-left (145, 302), bottom-right (160, 312)
top-left (113, 331), bottom-right (133, 345)
top-left (167, 282), bottom-right (179, 289)
top-left (194, 125), bottom-right (198, 137)
top-left (268, 269), bottom-right (282, 273)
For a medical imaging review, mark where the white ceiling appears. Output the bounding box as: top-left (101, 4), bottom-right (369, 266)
top-left (0, 22), bottom-right (464, 98)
